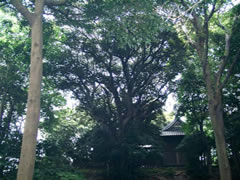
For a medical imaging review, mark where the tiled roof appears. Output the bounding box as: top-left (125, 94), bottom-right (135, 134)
top-left (161, 131), bottom-right (185, 136)
top-left (161, 118), bottom-right (185, 136)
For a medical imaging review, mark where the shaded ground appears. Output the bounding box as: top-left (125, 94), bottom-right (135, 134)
top-left (79, 167), bottom-right (189, 180)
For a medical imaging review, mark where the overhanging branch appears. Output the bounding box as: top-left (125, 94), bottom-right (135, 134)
top-left (10, 0), bottom-right (35, 25)
top-left (45, 0), bottom-right (66, 6)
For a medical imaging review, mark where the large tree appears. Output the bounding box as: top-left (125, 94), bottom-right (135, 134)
top-left (46, 1), bottom-right (186, 178)
top-left (161, 1), bottom-right (240, 179)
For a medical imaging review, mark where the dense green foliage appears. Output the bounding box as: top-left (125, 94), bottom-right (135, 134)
top-left (44, 1), bottom-right (186, 179)
top-left (0, 1), bottom-right (240, 180)
top-left (0, 11), bottom-right (29, 178)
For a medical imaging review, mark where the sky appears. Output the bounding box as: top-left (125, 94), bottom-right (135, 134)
top-left (233, 0), bottom-right (240, 4)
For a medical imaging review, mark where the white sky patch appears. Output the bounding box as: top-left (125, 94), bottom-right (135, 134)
top-left (163, 93), bottom-right (176, 114)
top-left (233, 0), bottom-right (240, 5)
top-left (65, 92), bottom-right (79, 108)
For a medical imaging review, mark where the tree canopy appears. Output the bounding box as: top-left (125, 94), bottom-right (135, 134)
top-left (0, 1), bottom-right (240, 180)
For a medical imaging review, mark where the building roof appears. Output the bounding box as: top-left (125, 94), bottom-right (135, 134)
top-left (161, 118), bottom-right (185, 136)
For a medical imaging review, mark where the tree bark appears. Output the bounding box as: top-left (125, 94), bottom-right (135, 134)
top-left (207, 89), bottom-right (231, 180)
top-left (9, 0), bottom-right (66, 179)
top-left (0, 97), bottom-right (4, 129)
top-left (197, 45), bottom-right (232, 180)
top-left (0, 97), bottom-right (5, 144)
top-left (16, 1), bottom-right (44, 179)
top-left (10, 0), bottom-right (66, 179)
top-left (190, 5), bottom-right (232, 179)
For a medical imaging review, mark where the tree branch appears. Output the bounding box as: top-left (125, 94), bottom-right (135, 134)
top-left (45, 0), bottom-right (67, 6)
top-left (208, 0), bottom-right (217, 20)
top-left (216, 33), bottom-right (231, 85)
top-left (10, 0), bottom-right (35, 25)
top-left (220, 49), bottom-right (240, 89)
top-left (208, 0), bottom-right (225, 20)
top-left (217, 14), bottom-right (240, 88)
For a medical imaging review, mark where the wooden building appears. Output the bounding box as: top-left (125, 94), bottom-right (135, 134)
top-left (161, 118), bottom-right (186, 166)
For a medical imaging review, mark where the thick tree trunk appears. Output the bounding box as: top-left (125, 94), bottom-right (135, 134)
top-left (16, 10), bottom-right (43, 180)
top-left (207, 88), bottom-right (232, 180)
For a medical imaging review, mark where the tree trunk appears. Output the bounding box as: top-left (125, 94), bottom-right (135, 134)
top-left (0, 97), bottom-right (5, 128)
top-left (10, 1), bottom-right (66, 179)
top-left (176, 0), bottom-right (234, 179)
top-left (207, 87), bottom-right (231, 180)
top-left (196, 30), bottom-right (232, 180)
top-left (0, 97), bottom-right (5, 143)
top-left (16, 7), bottom-right (43, 180)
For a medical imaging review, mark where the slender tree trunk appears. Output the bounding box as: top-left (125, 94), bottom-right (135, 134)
top-left (199, 48), bottom-right (232, 180)
top-left (9, 1), bottom-right (66, 179)
top-left (0, 97), bottom-right (4, 128)
top-left (16, 6), bottom-right (43, 180)
top-left (207, 87), bottom-right (231, 180)
top-left (176, 0), bottom-right (235, 179)
top-left (0, 97), bottom-right (5, 143)
top-left (196, 27), bottom-right (232, 179)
